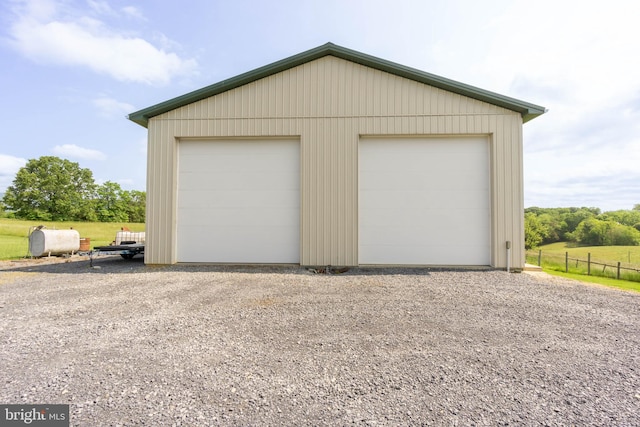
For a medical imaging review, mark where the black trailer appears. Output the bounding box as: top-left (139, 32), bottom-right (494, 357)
top-left (90, 243), bottom-right (144, 266)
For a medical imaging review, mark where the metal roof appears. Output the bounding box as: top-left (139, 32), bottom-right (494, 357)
top-left (128, 42), bottom-right (546, 127)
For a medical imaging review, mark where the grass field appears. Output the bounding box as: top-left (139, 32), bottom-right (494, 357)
top-left (531, 242), bottom-right (640, 265)
top-left (544, 270), bottom-right (640, 293)
top-left (526, 242), bottom-right (640, 289)
top-left (0, 218), bottom-right (144, 260)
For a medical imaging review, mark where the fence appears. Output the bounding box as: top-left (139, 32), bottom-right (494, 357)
top-left (526, 250), bottom-right (640, 283)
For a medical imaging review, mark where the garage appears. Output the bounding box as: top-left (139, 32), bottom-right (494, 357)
top-left (176, 139), bottom-right (300, 263)
top-left (359, 137), bottom-right (490, 265)
top-left (129, 42), bottom-right (545, 268)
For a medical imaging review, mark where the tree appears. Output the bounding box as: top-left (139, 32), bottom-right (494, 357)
top-left (561, 207), bottom-right (599, 236)
top-left (125, 190), bottom-right (146, 223)
top-left (568, 217), bottom-right (640, 246)
top-left (95, 181), bottom-right (129, 222)
top-left (93, 183), bottom-right (146, 223)
top-left (599, 210), bottom-right (640, 227)
top-left (524, 212), bottom-right (545, 249)
top-left (2, 156), bottom-right (96, 221)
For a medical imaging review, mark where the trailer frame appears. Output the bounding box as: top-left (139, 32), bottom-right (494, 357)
top-left (90, 243), bottom-right (145, 266)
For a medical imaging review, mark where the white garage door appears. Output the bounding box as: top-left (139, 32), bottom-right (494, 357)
top-left (177, 139), bottom-right (299, 263)
top-left (360, 137), bottom-right (490, 265)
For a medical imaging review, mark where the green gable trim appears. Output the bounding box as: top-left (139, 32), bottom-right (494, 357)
top-left (128, 42), bottom-right (546, 127)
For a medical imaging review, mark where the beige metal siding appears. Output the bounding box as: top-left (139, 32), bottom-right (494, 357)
top-left (146, 56), bottom-right (524, 268)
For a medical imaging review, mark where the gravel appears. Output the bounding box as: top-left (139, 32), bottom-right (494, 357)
top-left (1, 256), bottom-right (639, 426)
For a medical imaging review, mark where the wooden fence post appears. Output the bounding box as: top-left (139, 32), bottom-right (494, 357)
top-left (617, 262), bottom-right (621, 280)
top-left (538, 250), bottom-right (542, 266)
top-left (565, 252), bottom-right (569, 273)
top-left (587, 253), bottom-right (591, 276)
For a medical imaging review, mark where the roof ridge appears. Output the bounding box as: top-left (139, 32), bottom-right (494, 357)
top-left (128, 43), bottom-right (546, 127)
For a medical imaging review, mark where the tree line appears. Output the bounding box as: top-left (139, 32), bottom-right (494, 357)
top-left (1, 156), bottom-right (145, 223)
top-left (525, 205), bottom-right (640, 249)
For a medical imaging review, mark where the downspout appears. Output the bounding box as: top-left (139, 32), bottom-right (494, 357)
top-left (506, 241), bottom-right (511, 273)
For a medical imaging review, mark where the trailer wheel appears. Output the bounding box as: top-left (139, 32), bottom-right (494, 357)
top-left (121, 254), bottom-right (135, 259)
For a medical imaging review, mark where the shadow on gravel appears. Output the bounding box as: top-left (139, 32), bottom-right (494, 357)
top-left (0, 256), bottom-right (147, 275)
top-left (0, 256), bottom-right (500, 276)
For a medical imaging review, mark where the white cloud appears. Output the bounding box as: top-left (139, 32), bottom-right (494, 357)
top-left (0, 154), bottom-right (28, 192)
top-left (7, 0), bottom-right (197, 85)
top-left (121, 5), bottom-right (145, 20)
top-left (86, 0), bottom-right (113, 16)
top-left (463, 0), bottom-right (640, 212)
top-left (93, 96), bottom-right (134, 118)
top-left (52, 144), bottom-right (106, 161)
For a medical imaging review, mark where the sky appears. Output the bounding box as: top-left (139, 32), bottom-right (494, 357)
top-left (1, 0), bottom-right (639, 212)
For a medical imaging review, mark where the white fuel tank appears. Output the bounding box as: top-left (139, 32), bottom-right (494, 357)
top-left (29, 229), bottom-right (80, 257)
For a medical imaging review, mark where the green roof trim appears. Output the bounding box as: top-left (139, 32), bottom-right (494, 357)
top-left (128, 42), bottom-right (546, 127)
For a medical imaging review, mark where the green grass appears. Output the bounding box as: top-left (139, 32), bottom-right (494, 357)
top-left (526, 241), bottom-right (640, 289)
top-left (0, 218), bottom-right (144, 260)
top-left (544, 270), bottom-right (640, 293)
top-left (533, 242), bottom-right (640, 265)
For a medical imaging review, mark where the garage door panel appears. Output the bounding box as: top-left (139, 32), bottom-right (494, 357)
top-left (178, 225), bottom-right (299, 263)
top-left (360, 243), bottom-right (488, 265)
top-left (360, 216), bottom-right (488, 247)
top-left (179, 171), bottom-right (298, 191)
top-left (177, 139), bottom-right (299, 263)
top-left (178, 189), bottom-right (298, 209)
top-left (360, 137), bottom-right (490, 265)
top-left (179, 206), bottom-right (299, 227)
top-left (361, 189), bottom-right (488, 211)
top-left (361, 171), bottom-right (489, 192)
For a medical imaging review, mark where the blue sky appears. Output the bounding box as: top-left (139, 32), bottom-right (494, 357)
top-left (1, 0), bottom-right (639, 212)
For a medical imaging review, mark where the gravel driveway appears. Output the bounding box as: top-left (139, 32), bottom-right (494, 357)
top-left (1, 257), bottom-right (639, 426)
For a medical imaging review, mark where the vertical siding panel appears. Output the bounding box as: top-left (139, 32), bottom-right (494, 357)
top-left (344, 61), bottom-right (353, 115)
top-left (277, 72), bottom-right (284, 118)
top-left (307, 119), bottom-right (317, 264)
top-left (459, 114), bottom-right (467, 134)
top-left (349, 126), bottom-right (358, 265)
top-left (373, 70), bottom-right (382, 116)
top-left (515, 116), bottom-right (525, 268)
top-left (322, 119), bottom-right (330, 263)
top-left (330, 118), bottom-right (338, 264)
top-left (504, 115), bottom-right (513, 267)
top-left (445, 116), bottom-right (453, 133)
top-left (311, 62), bottom-right (319, 118)
top-left (248, 82), bottom-right (256, 117)
top-left (300, 124), bottom-right (309, 264)
top-left (402, 80), bottom-right (411, 116)
top-left (295, 66), bottom-right (303, 116)
top-left (444, 90), bottom-right (452, 115)
top-left (268, 74), bottom-right (276, 117)
top-left (482, 115), bottom-right (490, 133)
top-left (278, 71), bottom-right (287, 117)
top-left (145, 123), bottom-right (156, 263)
top-left (155, 118), bottom-right (173, 264)
top-left (318, 119), bottom-right (326, 265)
top-left (332, 59), bottom-right (340, 116)
top-left (432, 88), bottom-right (440, 115)
top-left (359, 64), bottom-right (367, 116)
top-left (393, 75), bottom-right (400, 115)
top-left (474, 115), bottom-right (482, 132)
top-left (416, 115), bottom-right (424, 134)
top-left (459, 96), bottom-right (467, 115)
top-left (306, 62), bottom-right (314, 117)
top-left (493, 117), bottom-right (503, 268)
top-left (153, 120), bottom-right (165, 264)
